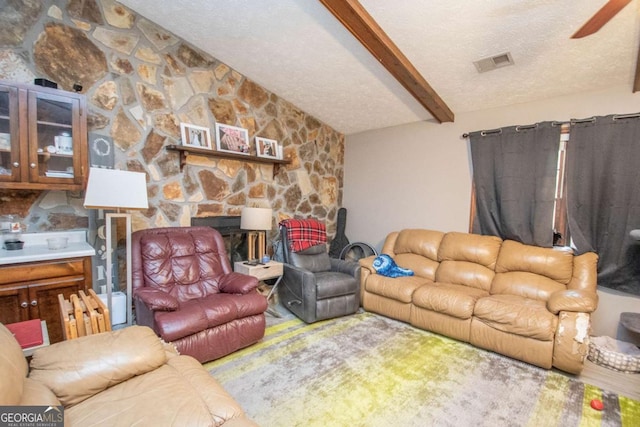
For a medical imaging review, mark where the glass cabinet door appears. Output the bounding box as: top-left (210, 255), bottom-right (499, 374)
top-left (0, 85), bottom-right (19, 182)
top-left (28, 90), bottom-right (81, 184)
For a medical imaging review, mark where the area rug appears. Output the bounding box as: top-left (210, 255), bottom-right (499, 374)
top-left (205, 312), bottom-right (640, 426)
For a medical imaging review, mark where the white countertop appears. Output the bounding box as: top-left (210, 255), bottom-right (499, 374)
top-left (0, 230), bottom-right (96, 265)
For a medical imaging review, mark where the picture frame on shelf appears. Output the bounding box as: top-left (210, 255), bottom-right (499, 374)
top-left (255, 137), bottom-right (279, 159)
top-left (215, 123), bottom-right (250, 155)
top-left (180, 123), bottom-right (212, 149)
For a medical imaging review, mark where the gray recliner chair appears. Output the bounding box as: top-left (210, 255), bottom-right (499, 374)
top-left (278, 218), bottom-right (360, 323)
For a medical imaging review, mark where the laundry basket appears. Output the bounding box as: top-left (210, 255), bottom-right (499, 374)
top-left (587, 336), bottom-right (640, 373)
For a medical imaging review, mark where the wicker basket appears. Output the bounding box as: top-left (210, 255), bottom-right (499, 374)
top-left (587, 336), bottom-right (640, 373)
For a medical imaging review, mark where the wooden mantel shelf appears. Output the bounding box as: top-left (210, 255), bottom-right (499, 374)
top-left (166, 144), bottom-right (291, 174)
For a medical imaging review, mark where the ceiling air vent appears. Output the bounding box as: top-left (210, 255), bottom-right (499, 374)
top-left (473, 52), bottom-right (515, 73)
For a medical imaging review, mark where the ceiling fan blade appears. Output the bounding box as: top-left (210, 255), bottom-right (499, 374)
top-left (571, 0), bottom-right (632, 38)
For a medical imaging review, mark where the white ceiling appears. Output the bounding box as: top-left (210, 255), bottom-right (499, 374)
top-left (118, 0), bottom-right (640, 135)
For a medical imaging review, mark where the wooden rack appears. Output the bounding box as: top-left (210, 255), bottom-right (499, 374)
top-left (58, 289), bottom-right (111, 340)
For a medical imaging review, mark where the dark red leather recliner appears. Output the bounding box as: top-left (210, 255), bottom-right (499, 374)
top-left (131, 226), bottom-right (268, 363)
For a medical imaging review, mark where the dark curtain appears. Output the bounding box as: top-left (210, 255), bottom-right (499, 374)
top-left (470, 122), bottom-right (560, 247)
top-left (566, 115), bottom-right (640, 295)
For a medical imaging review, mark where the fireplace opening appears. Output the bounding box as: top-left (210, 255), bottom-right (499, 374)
top-left (191, 216), bottom-right (247, 264)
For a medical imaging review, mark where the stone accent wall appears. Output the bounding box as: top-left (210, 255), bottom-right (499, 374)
top-left (0, 0), bottom-right (345, 241)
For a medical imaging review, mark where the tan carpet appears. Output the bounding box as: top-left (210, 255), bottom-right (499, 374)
top-left (205, 312), bottom-right (640, 426)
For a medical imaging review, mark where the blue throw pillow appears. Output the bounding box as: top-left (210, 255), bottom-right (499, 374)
top-left (372, 254), bottom-right (414, 278)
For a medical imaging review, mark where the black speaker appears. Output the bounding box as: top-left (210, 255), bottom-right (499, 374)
top-left (34, 78), bottom-right (58, 89)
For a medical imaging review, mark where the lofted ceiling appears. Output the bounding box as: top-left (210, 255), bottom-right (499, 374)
top-left (118, 0), bottom-right (640, 135)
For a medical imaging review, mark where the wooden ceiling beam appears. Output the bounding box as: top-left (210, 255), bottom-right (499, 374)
top-left (319, 0), bottom-right (454, 123)
top-left (570, 0), bottom-right (632, 39)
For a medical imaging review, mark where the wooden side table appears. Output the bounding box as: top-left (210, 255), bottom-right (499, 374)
top-left (234, 261), bottom-right (283, 316)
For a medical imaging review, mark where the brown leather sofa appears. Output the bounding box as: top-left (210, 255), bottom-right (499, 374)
top-left (0, 323), bottom-right (257, 426)
top-left (360, 229), bottom-right (599, 374)
top-left (132, 226), bottom-right (268, 363)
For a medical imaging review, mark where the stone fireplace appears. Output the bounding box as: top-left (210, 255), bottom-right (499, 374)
top-left (0, 0), bottom-right (345, 248)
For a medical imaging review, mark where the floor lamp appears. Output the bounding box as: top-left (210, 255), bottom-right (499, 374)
top-left (83, 167), bottom-right (148, 326)
top-left (241, 207), bottom-right (273, 263)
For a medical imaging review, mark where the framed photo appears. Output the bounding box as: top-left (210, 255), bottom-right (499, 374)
top-left (215, 123), bottom-right (250, 155)
top-left (180, 123), bottom-right (212, 149)
top-left (256, 137), bottom-right (279, 159)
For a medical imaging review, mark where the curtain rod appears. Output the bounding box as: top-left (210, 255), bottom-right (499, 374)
top-left (461, 112), bottom-right (640, 139)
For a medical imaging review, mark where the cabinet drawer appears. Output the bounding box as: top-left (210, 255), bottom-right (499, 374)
top-left (0, 258), bottom-right (86, 285)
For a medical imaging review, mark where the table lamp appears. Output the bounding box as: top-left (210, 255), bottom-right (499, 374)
top-left (83, 167), bottom-right (148, 326)
top-left (241, 207), bottom-right (273, 262)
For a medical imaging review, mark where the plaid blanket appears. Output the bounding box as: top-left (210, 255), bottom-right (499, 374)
top-left (280, 218), bottom-right (327, 252)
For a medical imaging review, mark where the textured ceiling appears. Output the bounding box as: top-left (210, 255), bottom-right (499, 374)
top-left (118, 0), bottom-right (640, 135)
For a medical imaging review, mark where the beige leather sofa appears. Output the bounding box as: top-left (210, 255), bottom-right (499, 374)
top-left (0, 323), bottom-right (257, 427)
top-left (360, 229), bottom-right (599, 374)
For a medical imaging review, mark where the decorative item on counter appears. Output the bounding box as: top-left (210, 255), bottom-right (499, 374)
top-left (0, 215), bottom-right (11, 231)
top-left (47, 237), bottom-right (68, 250)
top-left (4, 241), bottom-right (24, 250)
top-left (2, 217), bottom-right (24, 250)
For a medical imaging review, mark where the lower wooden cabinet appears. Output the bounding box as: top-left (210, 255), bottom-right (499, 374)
top-left (0, 257), bottom-right (92, 343)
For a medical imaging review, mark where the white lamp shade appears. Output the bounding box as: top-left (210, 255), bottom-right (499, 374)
top-left (241, 207), bottom-right (273, 231)
top-left (84, 167), bottom-right (149, 210)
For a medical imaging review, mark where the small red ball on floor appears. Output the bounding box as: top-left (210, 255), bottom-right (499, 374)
top-left (590, 399), bottom-right (604, 411)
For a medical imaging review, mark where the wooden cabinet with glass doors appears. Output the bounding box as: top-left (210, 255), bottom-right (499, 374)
top-left (0, 80), bottom-right (87, 190)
